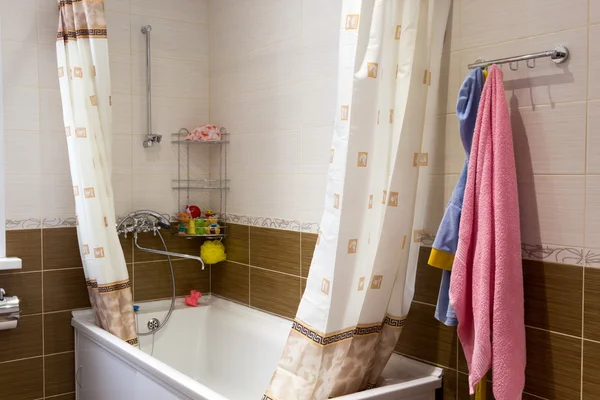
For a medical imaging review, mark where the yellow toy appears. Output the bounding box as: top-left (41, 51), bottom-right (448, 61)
top-left (187, 219), bottom-right (196, 235)
top-left (200, 240), bottom-right (226, 264)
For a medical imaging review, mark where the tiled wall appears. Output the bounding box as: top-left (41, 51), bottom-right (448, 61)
top-left (426, 0), bottom-right (599, 261)
top-left (0, 227), bottom-right (208, 400)
top-left (212, 224), bottom-right (314, 318)
top-left (218, 225), bottom-right (600, 399)
top-left (0, 0), bottom-right (211, 227)
top-left (208, 0), bottom-right (342, 224)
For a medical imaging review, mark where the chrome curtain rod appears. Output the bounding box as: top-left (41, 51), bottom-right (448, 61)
top-left (467, 45), bottom-right (569, 70)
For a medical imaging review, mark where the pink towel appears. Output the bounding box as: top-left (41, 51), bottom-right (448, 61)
top-left (449, 65), bottom-right (526, 399)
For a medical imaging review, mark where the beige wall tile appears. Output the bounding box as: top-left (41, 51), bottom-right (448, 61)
top-left (130, 14), bottom-right (209, 62)
top-left (459, 28), bottom-right (587, 108)
top-left (518, 175), bottom-right (585, 247)
top-left (423, 174), bottom-right (459, 235)
top-left (589, 25), bottom-right (600, 99)
top-left (587, 176), bottom-right (600, 248)
top-left (130, 0), bottom-right (208, 24)
top-left (460, 0), bottom-right (587, 49)
top-left (587, 101), bottom-right (600, 173)
top-left (429, 114), bottom-right (464, 175)
top-left (513, 102), bottom-right (586, 175)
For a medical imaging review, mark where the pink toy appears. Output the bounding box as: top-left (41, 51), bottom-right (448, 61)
top-left (185, 290), bottom-right (202, 307)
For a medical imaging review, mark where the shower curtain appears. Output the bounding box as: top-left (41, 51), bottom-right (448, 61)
top-left (266, 0), bottom-right (449, 397)
top-left (56, 0), bottom-right (137, 345)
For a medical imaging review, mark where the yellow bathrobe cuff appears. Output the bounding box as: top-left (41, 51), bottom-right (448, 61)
top-left (428, 248), bottom-right (454, 271)
top-left (475, 379), bottom-right (487, 400)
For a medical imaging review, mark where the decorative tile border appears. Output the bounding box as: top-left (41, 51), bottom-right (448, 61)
top-left (6, 215), bottom-right (594, 269)
top-left (521, 243), bottom-right (585, 266)
top-left (6, 218), bottom-right (42, 230)
top-left (225, 214), bottom-right (319, 233)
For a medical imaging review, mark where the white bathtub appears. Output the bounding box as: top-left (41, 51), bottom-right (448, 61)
top-left (72, 296), bottom-right (442, 400)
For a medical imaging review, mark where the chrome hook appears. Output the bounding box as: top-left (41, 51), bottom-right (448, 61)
top-left (526, 59), bottom-right (535, 69)
top-left (509, 61), bottom-right (519, 71)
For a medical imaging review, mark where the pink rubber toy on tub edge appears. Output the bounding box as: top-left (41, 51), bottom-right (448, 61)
top-left (185, 290), bottom-right (202, 307)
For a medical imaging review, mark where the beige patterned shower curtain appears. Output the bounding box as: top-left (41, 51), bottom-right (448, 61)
top-left (56, 0), bottom-right (137, 345)
top-left (266, 0), bottom-right (449, 398)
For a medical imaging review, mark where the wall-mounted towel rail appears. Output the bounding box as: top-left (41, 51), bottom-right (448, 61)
top-left (468, 45), bottom-right (569, 70)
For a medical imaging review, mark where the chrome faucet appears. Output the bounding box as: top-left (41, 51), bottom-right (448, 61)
top-left (0, 288), bottom-right (4, 301)
top-left (116, 210), bottom-right (206, 270)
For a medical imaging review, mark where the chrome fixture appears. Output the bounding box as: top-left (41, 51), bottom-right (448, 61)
top-left (147, 318), bottom-right (160, 331)
top-left (467, 45), bottom-right (569, 70)
top-left (0, 288), bottom-right (20, 324)
top-left (118, 210), bottom-right (206, 336)
top-left (141, 25), bottom-right (161, 148)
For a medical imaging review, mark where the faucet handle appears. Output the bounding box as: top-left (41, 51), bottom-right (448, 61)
top-left (0, 288), bottom-right (5, 301)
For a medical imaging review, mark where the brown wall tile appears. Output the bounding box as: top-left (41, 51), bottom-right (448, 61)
top-left (0, 315), bottom-right (42, 362)
top-left (44, 311), bottom-right (74, 354)
top-left (212, 261), bottom-right (249, 304)
top-left (250, 268), bottom-right (300, 318)
top-left (523, 260), bottom-right (582, 336)
top-left (585, 267), bottom-right (600, 341)
top-left (225, 224), bottom-right (249, 264)
top-left (51, 393), bottom-right (76, 400)
top-left (173, 260), bottom-right (210, 296)
top-left (458, 373), bottom-right (494, 399)
top-left (6, 229), bottom-right (41, 272)
top-left (301, 232), bottom-right (317, 278)
top-left (0, 357), bottom-right (43, 400)
top-left (44, 269), bottom-right (91, 312)
top-left (442, 368), bottom-right (457, 400)
top-left (414, 247), bottom-right (443, 305)
top-left (0, 272), bottom-right (42, 314)
top-left (134, 260), bottom-right (209, 302)
top-left (250, 227), bottom-right (300, 275)
top-left (134, 229), bottom-right (203, 262)
top-left (45, 351), bottom-right (75, 397)
top-left (120, 234), bottom-right (133, 264)
top-left (524, 327), bottom-right (581, 400)
top-left (583, 340), bottom-right (600, 400)
top-left (396, 302), bottom-right (457, 369)
top-left (43, 227), bottom-right (82, 270)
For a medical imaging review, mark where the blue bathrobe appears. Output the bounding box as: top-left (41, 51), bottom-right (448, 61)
top-left (429, 68), bottom-right (484, 326)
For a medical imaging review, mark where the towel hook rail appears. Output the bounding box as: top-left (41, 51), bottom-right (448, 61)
top-left (467, 45), bottom-right (568, 70)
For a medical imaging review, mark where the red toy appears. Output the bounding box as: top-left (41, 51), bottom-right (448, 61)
top-left (185, 205), bottom-right (201, 219)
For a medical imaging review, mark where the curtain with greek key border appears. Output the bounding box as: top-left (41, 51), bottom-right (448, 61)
top-left (266, 0), bottom-right (450, 397)
top-left (56, 0), bottom-right (137, 346)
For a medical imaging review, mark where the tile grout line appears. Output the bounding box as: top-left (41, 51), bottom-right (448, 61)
top-left (248, 227), bottom-right (251, 306)
top-left (39, 185), bottom-right (45, 398)
top-left (582, 2), bottom-right (591, 398)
